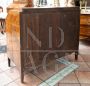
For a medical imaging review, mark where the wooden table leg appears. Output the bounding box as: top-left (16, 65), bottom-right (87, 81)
top-left (75, 52), bottom-right (78, 60)
top-left (8, 58), bottom-right (11, 67)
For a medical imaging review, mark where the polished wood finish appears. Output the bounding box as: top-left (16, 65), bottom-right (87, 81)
top-left (6, 10), bottom-right (21, 71)
top-left (80, 14), bottom-right (90, 37)
top-left (6, 3), bottom-right (26, 71)
top-left (20, 7), bottom-right (80, 82)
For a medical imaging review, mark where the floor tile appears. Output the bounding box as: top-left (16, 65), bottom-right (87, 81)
top-left (58, 83), bottom-right (80, 86)
top-left (0, 33), bottom-right (90, 86)
top-left (0, 53), bottom-right (7, 62)
top-left (15, 73), bottom-right (42, 86)
top-left (0, 69), bottom-right (3, 73)
top-left (79, 50), bottom-right (90, 55)
top-left (5, 67), bottom-right (20, 80)
top-left (74, 62), bottom-right (90, 72)
top-left (81, 84), bottom-right (90, 86)
top-left (59, 72), bottom-right (79, 84)
top-left (79, 41), bottom-right (90, 55)
top-left (80, 55), bottom-right (90, 62)
top-left (0, 60), bottom-right (11, 71)
top-left (86, 62), bottom-right (90, 68)
top-left (30, 62), bottom-right (65, 81)
top-left (67, 54), bottom-right (84, 62)
top-left (79, 41), bottom-right (90, 50)
top-left (0, 72), bottom-right (13, 86)
top-left (0, 33), bottom-right (6, 45)
top-left (75, 71), bottom-right (90, 84)
top-left (5, 82), bottom-right (19, 86)
top-left (79, 44), bottom-right (90, 50)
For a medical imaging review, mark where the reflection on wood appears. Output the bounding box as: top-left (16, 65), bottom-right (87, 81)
top-left (80, 14), bottom-right (90, 37)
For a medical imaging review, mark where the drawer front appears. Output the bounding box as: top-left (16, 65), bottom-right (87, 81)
top-left (80, 15), bottom-right (90, 37)
top-left (80, 15), bottom-right (90, 25)
top-left (86, 28), bottom-right (90, 35)
top-left (80, 27), bottom-right (90, 36)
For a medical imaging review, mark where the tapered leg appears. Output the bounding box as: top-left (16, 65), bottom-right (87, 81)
top-left (75, 52), bottom-right (78, 60)
top-left (8, 58), bottom-right (11, 67)
top-left (21, 52), bottom-right (24, 83)
top-left (21, 72), bottom-right (24, 83)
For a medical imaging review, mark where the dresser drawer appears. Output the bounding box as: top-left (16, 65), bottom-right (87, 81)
top-left (80, 26), bottom-right (90, 36)
top-left (80, 15), bottom-right (90, 25)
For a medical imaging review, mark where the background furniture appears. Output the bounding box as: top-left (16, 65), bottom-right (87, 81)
top-left (80, 14), bottom-right (90, 37)
top-left (6, 9), bottom-right (20, 67)
top-left (0, 0), bottom-right (13, 34)
top-left (6, 7), bottom-right (80, 82)
top-left (7, 3), bottom-right (27, 12)
top-left (80, 0), bottom-right (90, 38)
top-left (0, 6), bottom-right (6, 34)
top-left (6, 3), bottom-right (26, 68)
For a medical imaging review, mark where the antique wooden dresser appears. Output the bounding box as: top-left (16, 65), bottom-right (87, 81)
top-left (6, 7), bottom-right (80, 82)
top-left (80, 14), bottom-right (90, 37)
top-left (80, 0), bottom-right (90, 38)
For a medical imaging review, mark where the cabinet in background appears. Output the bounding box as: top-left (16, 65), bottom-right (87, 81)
top-left (80, 14), bottom-right (90, 37)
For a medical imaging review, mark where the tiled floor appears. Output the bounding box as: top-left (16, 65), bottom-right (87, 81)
top-left (0, 33), bottom-right (90, 86)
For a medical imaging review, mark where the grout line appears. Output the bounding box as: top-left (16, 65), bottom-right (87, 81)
top-left (79, 54), bottom-right (90, 69)
top-left (59, 83), bottom-right (81, 85)
top-left (80, 53), bottom-right (90, 61)
top-left (4, 77), bottom-right (20, 86)
top-left (74, 71), bottom-right (81, 86)
top-left (59, 83), bottom-right (80, 84)
top-left (0, 66), bottom-right (16, 74)
top-left (0, 35), bottom-right (90, 85)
